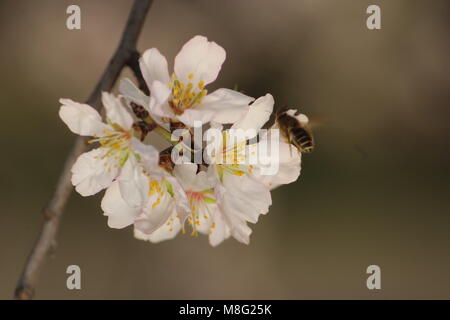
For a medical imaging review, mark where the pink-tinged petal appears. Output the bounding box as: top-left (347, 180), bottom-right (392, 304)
top-left (140, 48), bottom-right (170, 88)
top-left (101, 181), bottom-right (140, 229)
top-left (71, 148), bottom-right (119, 196)
top-left (174, 35), bottom-right (226, 85)
top-left (198, 88), bottom-right (254, 124)
top-left (59, 98), bottom-right (109, 136)
top-left (232, 94), bottom-right (274, 133)
top-left (117, 156), bottom-right (149, 208)
top-left (101, 92), bottom-right (134, 130)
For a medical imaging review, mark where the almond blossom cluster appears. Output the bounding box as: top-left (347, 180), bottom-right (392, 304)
top-left (59, 36), bottom-right (304, 246)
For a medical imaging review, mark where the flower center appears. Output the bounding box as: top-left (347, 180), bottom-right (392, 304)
top-left (147, 177), bottom-right (175, 209)
top-left (89, 128), bottom-right (132, 171)
top-left (186, 189), bottom-right (215, 236)
top-left (215, 132), bottom-right (249, 178)
top-left (168, 73), bottom-right (208, 115)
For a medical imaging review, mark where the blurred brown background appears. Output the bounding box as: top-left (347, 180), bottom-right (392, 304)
top-left (0, 0), bottom-right (449, 299)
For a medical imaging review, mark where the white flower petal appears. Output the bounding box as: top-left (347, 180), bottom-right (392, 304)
top-left (228, 218), bottom-right (252, 245)
top-left (101, 181), bottom-right (140, 229)
top-left (194, 204), bottom-right (214, 235)
top-left (214, 185), bottom-right (252, 244)
top-left (195, 170), bottom-right (216, 191)
top-left (208, 206), bottom-right (231, 247)
top-left (117, 156), bottom-right (149, 208)
top-left (176, 108), bottom-right (215, 127)
top-left (232, 93), bottom-right (274, 134)
top-left (134, 211), bottom-right (182, 243)
top-left (174, 35), bottom-right (226, 85)
top-left (165, 175), bottom-right (191, 223)
top-left (140, 48), bottom-right (170, 88)
top-left (173, 163), bottom-right (198, 190)
top-left (198, 88), bottom-right (254, 124)
top-left (118, 79), bottom-right (170, 129)
top-left (150, 80), bottom-right (173, 110)
top-left (252, 135), bottom-right (301, 187)
top-left (119, 78), bottom-right (150, 108)
top-left (101, 92), bottom-right (134, 130)
top-left (59, 99), bottom-right (109, 136)
top-left (134, 193), bottom-right (174, 235)
top-left (201, 88), bottom-right (254, 108)
top-left (220, 173), bottom-right (272, 224)
top-left (130, 138), bottom-right (159, 171)
top-left (71, 148), bottom-right (119, 196)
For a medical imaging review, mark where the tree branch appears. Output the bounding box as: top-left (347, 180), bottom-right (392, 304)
top-left (14, 0), bottom-right (153, 300)
top-left (127, 50), bottom-right (150, 95)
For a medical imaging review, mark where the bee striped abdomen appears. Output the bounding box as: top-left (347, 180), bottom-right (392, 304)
top-left (277, 109), bottom-right (315, 154)
top-left (290, 127), bottom-right (314, 153)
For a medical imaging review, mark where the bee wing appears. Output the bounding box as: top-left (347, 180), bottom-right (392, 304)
top-left (307, 114), bottom-right (329, 129)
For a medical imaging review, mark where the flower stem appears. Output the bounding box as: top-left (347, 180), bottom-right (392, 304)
top-left (143, 116), bottom-right (178, 145)
top-left (155, 125), bottom-right (176, 144)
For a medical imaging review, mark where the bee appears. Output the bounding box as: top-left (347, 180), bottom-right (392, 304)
top-left (276, 109), bottom-right (315, 154)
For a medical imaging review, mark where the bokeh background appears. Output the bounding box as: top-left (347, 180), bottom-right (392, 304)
top-left (0, 0), bottom-right (449, 299)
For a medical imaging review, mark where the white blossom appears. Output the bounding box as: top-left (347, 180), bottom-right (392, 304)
top-left (203, 94), bottom-right (302, 244)
top-left (134, 163), bottom-right (231, 246)
top-left (58, 35), bottom-right (308, 247)
top-left (59, 93), bottom-right (159, 197)
top-left (120, 35), bottom-right (254, 127)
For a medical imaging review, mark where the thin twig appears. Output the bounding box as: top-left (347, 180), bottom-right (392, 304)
top-left (14, 0), bottom-right (153, 300)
